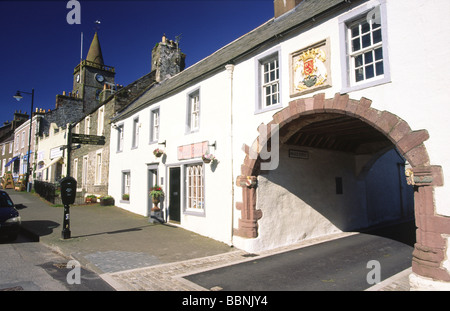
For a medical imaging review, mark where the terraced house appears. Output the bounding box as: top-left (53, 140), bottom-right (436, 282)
top-left (105, 0), bottom-right (450, 290)
top-left (68, 32), bottom-right (157, 198)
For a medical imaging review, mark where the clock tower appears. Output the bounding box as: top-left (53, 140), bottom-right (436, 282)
top-left (72, 32), bottom-right (115, 112)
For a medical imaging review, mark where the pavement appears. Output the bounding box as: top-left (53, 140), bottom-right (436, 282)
top-left (5, 189), bottom-right (412, 291)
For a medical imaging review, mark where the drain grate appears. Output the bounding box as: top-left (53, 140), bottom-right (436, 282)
top-left (242, 253), bottom-right (259, 258)
top-left (53, 263), bottom-right (68, 269)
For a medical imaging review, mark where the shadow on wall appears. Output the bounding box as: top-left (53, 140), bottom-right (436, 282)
top-left (255, 145), bottom-right (415, 248)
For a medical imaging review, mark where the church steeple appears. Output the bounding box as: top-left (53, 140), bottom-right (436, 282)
top-left (86, 32), bottom-right (104, 65)
top-left (72, 31), bottom-right (115, 112)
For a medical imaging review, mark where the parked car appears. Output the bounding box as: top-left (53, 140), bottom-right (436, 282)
top-left (0, 190), bottom-right (21, 240)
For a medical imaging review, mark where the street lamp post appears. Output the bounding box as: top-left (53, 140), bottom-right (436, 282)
top-left (13, 89), bottom-right (35, 192)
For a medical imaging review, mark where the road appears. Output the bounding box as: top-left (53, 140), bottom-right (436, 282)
top-left (0, 233), bottom-right (114, 291)
top-left (185, 232), bottom-right (413, 291)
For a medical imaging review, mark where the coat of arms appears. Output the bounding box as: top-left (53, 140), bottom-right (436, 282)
top-left (293, 47), bottom-right (328, 92)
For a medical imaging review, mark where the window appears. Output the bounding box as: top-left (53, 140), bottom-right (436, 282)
top-left (1, 144), bottom-right (4, 155)
top-left (256, 50), bottom-right (281, 113)
top-left (21, 131), bottom-right (25, 148)
top-left (117, 124), bottom-right (124, 152)
top-left (15, 135), bottom-right (19, 151)
top-left (73, 158), bottom-right (78, 181)
top-left (97, 106), bottom-right (104, 135)
top-left (132, 117), bottom-right (139, 148)
top-left (85, 116), bottom-right (91, 135)
top-left (186, 164), bottom-right (204, 212)
top-left (349, 16), bottom-right (383, 83)
top-left (262, 58), bottom-right (280, 107)
top-left (339, 1), bottom-right (390, 92)
top-left (186, 90), bottom-right (200, 133)
top-left (150, 108), bottom-right (160, 143)
top-left (9, 142), bottom-right (12, 153)
top-left (82, 156), bottom-right (88, 189)
top-left (74, 123), bottom-right (80, 134)
top-left (122, 171), bottom-right (131, 201)
top-left (95, 151), bottom-right (102, 184)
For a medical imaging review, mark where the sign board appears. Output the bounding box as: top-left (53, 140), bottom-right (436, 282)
top-left (177, 141), bottom-right (208, 160)
top-left (72, 134), bottom-right (105, 145)
top-left (289, 149), bottom-right (309, 159)
top-left (50, 147), bottom-right (63, 159)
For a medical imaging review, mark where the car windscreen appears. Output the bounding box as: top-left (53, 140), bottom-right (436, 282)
top-left (0, 192), bottom-right (14, 208)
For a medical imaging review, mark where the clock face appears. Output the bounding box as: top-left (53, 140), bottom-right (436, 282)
top-left (95, 74), bottom-right (105, 83)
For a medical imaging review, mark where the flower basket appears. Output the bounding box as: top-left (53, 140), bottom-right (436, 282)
top-left (202, 153), bottom-right (216, 164)
top-left (85, 195), bottom-right (97, 204)
top-left (99, 195), bottom-right (115, 206)
top-left (150, 186), bottom-right (164, 211)
top-left (153, 148), bottom-right (164, 158)
top-left (122, 193), bottom-right (130, 201)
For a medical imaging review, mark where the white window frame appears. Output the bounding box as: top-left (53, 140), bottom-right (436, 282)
top-left (150, 108), bottom-right (160, 144)
top-left (9, 142), bottom-right (13, 153)
top-left (116, 123), bottom-right (124, 152)
top-left (73, 158), bottom-right (78, 182)
top-left (185, 163), bottom-right (205, 214)
top-left (339, 0), bottom-right (391, 93)
top-left (122, 170), bottom-right (131, 202)
top-left (85, 116), bottom-right (91, 135)
top-left (255, 48), bottom-right (282, 114)
top-left (186, 89), bottom-right (200, 133)
top-left (132, 116), bottom-right (139, 149)
top-left (95, 150), bottom-right (102, 185)
top-left (82, 155), bottom-right (88, 189)
top-left (21, 131), bottom-right (25, 148)
top-left (97, 106), bottom-right (105, 136)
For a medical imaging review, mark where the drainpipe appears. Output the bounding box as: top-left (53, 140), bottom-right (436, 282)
top-left (225, 63), bottom-right (235, 246)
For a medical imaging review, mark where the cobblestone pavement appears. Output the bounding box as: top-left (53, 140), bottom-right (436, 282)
top-left (101, 250), bottom-right (248, 291)
top-left (100, 232), bottom-right (411, 291)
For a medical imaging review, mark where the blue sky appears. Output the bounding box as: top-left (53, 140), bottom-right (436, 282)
top-left (0, 0), bottom-right (274, 126)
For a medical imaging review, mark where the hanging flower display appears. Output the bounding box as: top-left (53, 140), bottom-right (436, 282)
top-left (202, 153), bottom-right (216, 164)
top-left (153, 148), bottom-right (164, 157)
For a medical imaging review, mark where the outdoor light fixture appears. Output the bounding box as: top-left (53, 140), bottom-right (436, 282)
top-left (158, 140), bottom-right (166, 147)
top-left (13, 88), bottom-right (35, 192)
top-left (13, 91), bottom-right (24, 101)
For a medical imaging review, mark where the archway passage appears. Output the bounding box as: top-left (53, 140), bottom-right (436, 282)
top-left (235, 93), bottom-right (448, 283)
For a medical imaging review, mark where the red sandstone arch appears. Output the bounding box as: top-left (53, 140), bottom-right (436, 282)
top-left (235, 93), bottom-right (448, 283)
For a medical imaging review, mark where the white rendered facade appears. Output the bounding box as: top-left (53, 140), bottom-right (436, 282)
top-left (109, 0), bottom-right (450, 288)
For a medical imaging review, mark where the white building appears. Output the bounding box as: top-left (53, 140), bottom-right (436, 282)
top-left (109, 0), bottom-right (450, 289)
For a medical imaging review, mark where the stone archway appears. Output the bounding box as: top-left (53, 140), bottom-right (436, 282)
top-left (235, 93), bottom-right (448, 284)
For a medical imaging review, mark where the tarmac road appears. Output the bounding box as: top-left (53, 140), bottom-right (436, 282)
top-left (184, 233), bottom-right (413, 291)
top-left (0, 233), bottom-right (114, 291)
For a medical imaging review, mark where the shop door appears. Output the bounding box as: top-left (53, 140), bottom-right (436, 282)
top-left (169, 167), bottom-right (181, 222)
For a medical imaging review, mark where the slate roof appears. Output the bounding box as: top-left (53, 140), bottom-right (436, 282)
top-left (112, 0), bottom-right (361, 122)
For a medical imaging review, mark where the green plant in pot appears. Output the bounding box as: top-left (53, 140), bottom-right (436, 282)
top-left (149, 186), bottom-right (164, 211)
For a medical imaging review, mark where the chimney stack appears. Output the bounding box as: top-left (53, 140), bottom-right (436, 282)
top-left (274, 0), bottom-right (303, 18)
top-left (151, 35), bottom-right (186, 83)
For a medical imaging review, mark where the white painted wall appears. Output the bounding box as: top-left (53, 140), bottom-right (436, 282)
top-left (231, 0), bottom-right (450, 251)
top-left (109, 0), bottom-right (450, 253)
top-left (109, 70), bottom-right (235, 244)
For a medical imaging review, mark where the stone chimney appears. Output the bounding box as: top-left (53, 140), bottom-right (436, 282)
top-left (151, 35), bottom-right (186, 83)
top-left (274, 0), bottom-right (303, 18)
